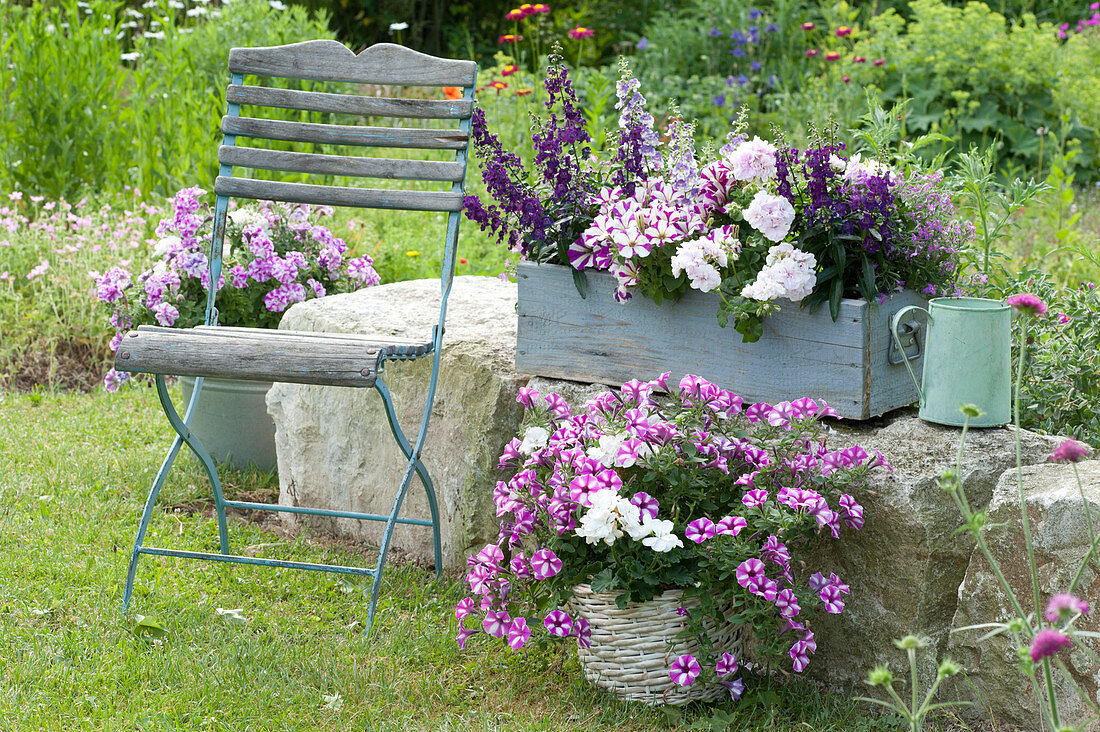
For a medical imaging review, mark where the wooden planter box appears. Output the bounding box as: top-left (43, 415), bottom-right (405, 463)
top-left (515, 262), bottom-right (926, 420)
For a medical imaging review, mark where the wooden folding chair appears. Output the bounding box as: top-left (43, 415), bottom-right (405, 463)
top-left (115, 40), bottom-right (476, 634)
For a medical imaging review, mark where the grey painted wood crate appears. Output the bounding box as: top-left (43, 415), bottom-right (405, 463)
top-left (515, 261), bottom-right (927, 420)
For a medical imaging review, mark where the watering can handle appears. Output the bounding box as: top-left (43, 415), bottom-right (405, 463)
top-left (890, 305), bottom-right (932, 406)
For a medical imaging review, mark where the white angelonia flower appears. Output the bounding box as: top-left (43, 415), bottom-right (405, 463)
top-left (518, 426), bottom-right (549, 456)
top-left (389, 21), bottom-right (409, 31)
top-left (828, 154), bottom-right (846, 172)
top-left (120, 51), bottom-right (141, 62)
top-left (187, 6), bottom-right (207, 16)
top-left (268, 0), bottom-right (287, 9)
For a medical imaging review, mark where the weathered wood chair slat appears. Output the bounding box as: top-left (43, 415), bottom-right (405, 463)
top-left (218, 146), bottom-right (466, 182)
top-left (116, 41), bottom-right (476, 636)
top-left (225, 85), bottom-right (473, 119)
top-left (213, 177), bottom-right (464, 211)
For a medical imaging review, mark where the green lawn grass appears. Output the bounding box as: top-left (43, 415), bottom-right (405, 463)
top-left (0, 384), bottom-right (914, 731)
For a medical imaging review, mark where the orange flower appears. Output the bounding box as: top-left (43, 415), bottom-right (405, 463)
top-left (443, 86), bottom-right (462, 100)
top-left (501, 64), bottom-right (518, 77)
top-left (459, 257), bottom-right (469, 264)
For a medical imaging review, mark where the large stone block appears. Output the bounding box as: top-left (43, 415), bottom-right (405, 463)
top-left (266, 276), bottom-right (525, 567)
top-left (805, 414), bottom-right (1064, 693)
top-left (946, 460), bottom-right (1100, 731)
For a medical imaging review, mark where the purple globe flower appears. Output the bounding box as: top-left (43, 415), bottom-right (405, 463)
top-left (1006, 292), bottom-right (1047, 317)
top-left (1050, 439), bottom-right (1089, 464)
top-left (668, 654), bottom-right (701, 687)
top-left (1030, 629), bottom-right (1073, 661)
top-left (1045, 593), bottom-right (1089, 622)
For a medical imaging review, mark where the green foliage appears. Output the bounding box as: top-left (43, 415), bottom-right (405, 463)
top-left (851, 0), bottom-right (1099, 181)
top-left (0, 0), bottom-right (336, 200)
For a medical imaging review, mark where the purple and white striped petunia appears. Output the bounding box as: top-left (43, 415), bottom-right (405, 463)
top-left (685, 517), bottom-right (717, 544)
top-left (573, 616), bottom-right (592, 648)
top-left (742, 488), bottom-right (769, 508)
top-left (507, 617), bottom-right (532, 649)
top-left (668, 654), bottom-right (702, 687)
top-left (716, 652), bottom-right (739, 676)
top-left (720, 677), bottom-right (746, 700)
top-left (631, 491), bottom-right (660, 520)
top-left (456, 626), bottom-right (479, 650)
top-left (530, 548), bottom-right (563, 580)
top-left (715, 515), bottom-right (747, 536)
top-left (735, 558), bottom-right (766, 588)
top-left (544, 609), bottom-right (573, 637)
top-left (455, 596), bottom-right (475, 621)
top-left (482, 609), bottom-right (511, 638)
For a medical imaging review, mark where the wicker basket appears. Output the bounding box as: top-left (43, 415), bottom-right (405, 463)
top-left (567, 583), bottom-right (744, 705)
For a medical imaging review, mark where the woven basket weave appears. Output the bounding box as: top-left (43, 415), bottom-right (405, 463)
top-left (568, 583), bottom-right (744, 705)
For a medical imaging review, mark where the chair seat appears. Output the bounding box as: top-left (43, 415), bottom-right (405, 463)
top-left (114, 325), bottom-right (433, 387)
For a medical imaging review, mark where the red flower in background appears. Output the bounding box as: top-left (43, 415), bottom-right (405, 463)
top-left (568, 26), bottom-right (594, 39)
top-left (499, 34), bottom-right (523, 44)
top-left (502, 64), bottom-right (518, 77)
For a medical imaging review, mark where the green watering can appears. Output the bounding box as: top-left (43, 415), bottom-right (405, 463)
top-left (890, 297), bottom-right (1012, 427)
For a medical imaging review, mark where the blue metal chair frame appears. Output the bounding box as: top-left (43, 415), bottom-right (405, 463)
top-left (119, 41), bottom-right (476, 635)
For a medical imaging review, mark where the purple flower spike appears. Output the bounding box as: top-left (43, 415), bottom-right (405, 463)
top-left (530, 548), bottom-right (563, 580)
top-left (455, 596), bottom-right (475, 621)
top-left (685, 517), bottom-right (717, 544)
top-left (573, 617), bottom-right (592, 648)
top-left (668, 654), bottom-right (701, 687)
top-left (742, 489), bottom-right (769, 508)
top-left (544, 609), bottom-right (573, 637)
top-left (716, 515), bottom-right (748, 536)
top-left (482, 609), bottom-right (511, 638)
top-left (719, 678), bottom-right (745, 701)
top-left (1030, 629), bottom-right (1073, 661)
top-left (716, 652), bottom-right (739, 676)
top-left (507, 617), bottom-right (532, 649)
top-left (1045, 593), bottom-right (1089, 622)
top-left (735, 558), bottom-right (766, 588)
top-left (631, 491), bottom-right (659, 520)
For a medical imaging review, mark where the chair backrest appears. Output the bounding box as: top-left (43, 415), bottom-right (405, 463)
top-left (204, 40), bottom-right (477, 325)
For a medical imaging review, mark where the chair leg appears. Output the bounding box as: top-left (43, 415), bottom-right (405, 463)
top-left (154, 375), bottom-right (230, 555)
top-left (374, 377), bottom-right (443, 576)
top-left (123, 433), bottom-right (186, 611)
top-left (123, 375), bottom-right (232, 611)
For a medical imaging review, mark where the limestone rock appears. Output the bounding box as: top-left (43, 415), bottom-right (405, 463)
top-left (267, 276), bottom-right (524, 567)
top-left (804, 413), bottom-right (1064, 694)
top-left (946, 460), bottom-right (1100, 731)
